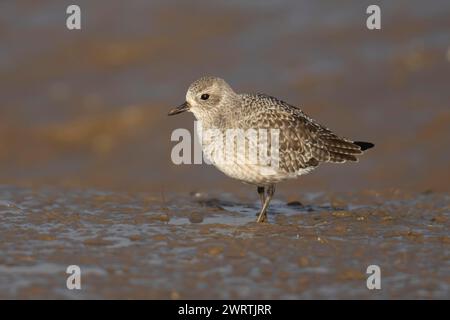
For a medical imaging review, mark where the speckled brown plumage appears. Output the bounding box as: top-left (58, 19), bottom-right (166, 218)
top-left (238, 93), bottom-right (367, 173)
top-left (169, 76), bottom-right (374, 222)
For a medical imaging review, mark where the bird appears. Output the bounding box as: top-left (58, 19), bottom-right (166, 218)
top-left (168, 76), bottom-right (374, 223)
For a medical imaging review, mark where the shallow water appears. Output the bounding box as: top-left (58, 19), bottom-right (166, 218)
top-left (0, 185), bottom-right (448, 299)
top-left (1, 0), bottom-right (450, 193)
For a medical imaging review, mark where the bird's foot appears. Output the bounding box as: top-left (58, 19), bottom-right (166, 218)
top-left (256, 211), bottom-right (268, 223)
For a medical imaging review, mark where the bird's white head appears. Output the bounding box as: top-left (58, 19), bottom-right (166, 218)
top-left (168, 76), bottom-right (238, 122)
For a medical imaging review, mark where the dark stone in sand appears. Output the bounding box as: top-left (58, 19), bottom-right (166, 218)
top-left (287, 201), bottom-right (303, 207)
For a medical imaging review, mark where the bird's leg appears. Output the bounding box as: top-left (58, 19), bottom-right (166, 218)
top-left (257, 186), bottom-right (265, 207)
top-left (256, 184), bottom-right (275, 223)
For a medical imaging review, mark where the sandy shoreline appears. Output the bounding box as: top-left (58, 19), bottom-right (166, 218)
top-left (0, 186), bottom-right (448, 299)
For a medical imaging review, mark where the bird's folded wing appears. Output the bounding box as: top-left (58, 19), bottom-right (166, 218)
top-left (240, 94), bottom-right (365, 174)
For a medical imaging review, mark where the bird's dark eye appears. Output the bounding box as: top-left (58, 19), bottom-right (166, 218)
top-left (200, 93), bottom-right (210, 100)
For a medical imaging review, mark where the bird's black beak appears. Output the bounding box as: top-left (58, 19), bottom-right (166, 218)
top-left (168, 102), bottom-right (190, 116)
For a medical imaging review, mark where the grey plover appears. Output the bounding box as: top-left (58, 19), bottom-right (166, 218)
top-left (169, 76), bottom-right (374, 223)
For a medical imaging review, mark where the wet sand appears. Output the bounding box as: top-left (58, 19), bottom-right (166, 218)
top-left (0, 186), bottom-right (448, 299)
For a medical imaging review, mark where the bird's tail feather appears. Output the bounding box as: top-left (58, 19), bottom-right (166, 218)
top-left (324, 140), bottom-right (374, 163)
top-left (353, 141), bottom-right (375, 151)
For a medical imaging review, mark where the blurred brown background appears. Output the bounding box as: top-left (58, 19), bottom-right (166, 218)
top-left (1, 0), bottom-right (449, 195)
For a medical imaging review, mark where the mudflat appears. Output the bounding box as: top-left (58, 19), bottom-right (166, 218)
top-left (0, 186), bottom-right (448, 299)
